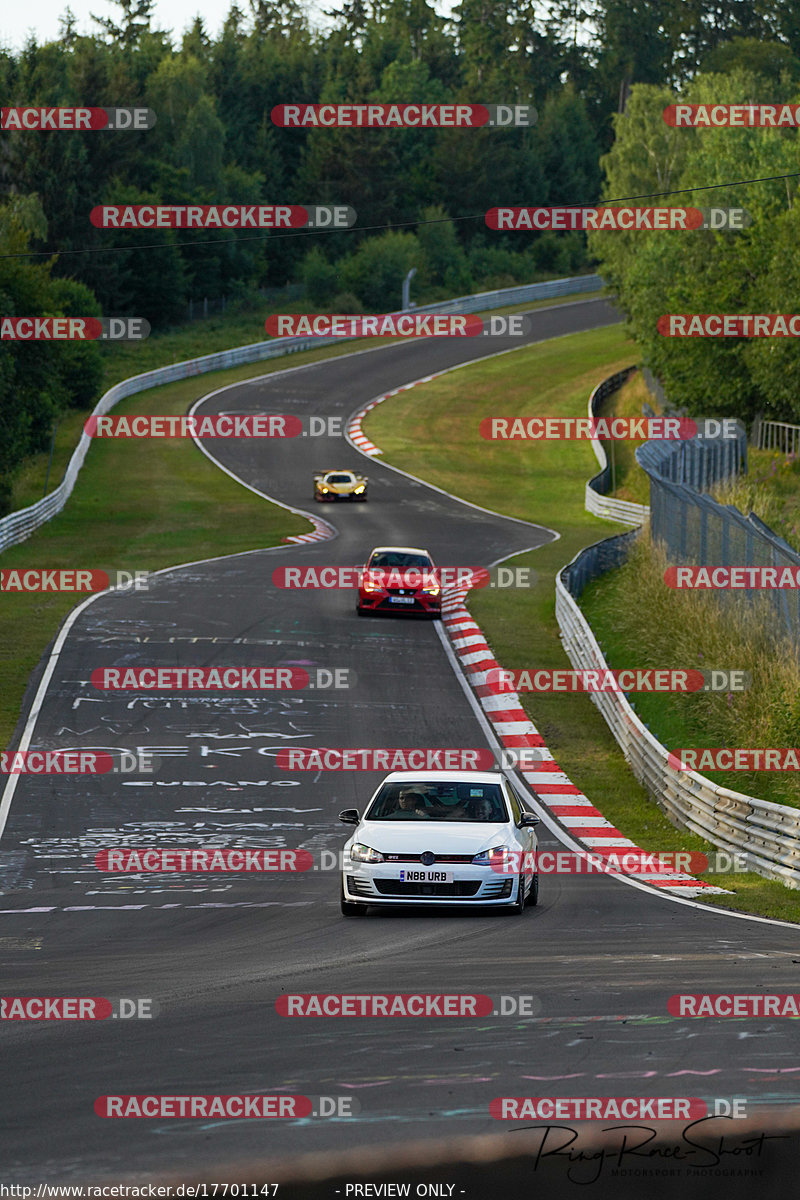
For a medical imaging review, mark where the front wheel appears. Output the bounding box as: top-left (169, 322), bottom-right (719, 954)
top-left (512, 873), bottom-right (527, 914)
top-left (340, 881), bottom-right (367, 917)
top-left (528, 873), bottom-right (539, 907)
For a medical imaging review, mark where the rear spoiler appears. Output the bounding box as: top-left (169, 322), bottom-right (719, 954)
top-left (314, 471), bottom-right (368, 479)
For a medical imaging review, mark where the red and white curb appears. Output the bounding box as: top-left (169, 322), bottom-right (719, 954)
top-left (347, 373), bottom-right (448, 456)
top-left (282, 515), bottom-right (336, 545)
top-left (348, 404), bottom-right (383, 456)
top-left (351, 372), bottom-right (728, 898)
top-left (440, 600), bottom-right (728, 897)
top-left (352, 382), bottom-right (725, 897)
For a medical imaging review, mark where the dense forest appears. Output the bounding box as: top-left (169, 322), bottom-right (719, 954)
top-left (3, 0), bottom-right (800, 512)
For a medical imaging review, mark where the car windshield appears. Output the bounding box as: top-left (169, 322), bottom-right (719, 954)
top-left (368, 552), bottom-right (431, 569)
top-left (365, 781), bottom-right (508, 821)
top-left (327, 474), bottom-right (353, 483)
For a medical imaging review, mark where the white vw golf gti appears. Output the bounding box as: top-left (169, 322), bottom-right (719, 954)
top-left (339, 770), bottom-right (540, 915)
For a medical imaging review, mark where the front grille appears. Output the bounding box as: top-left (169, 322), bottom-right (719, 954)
top-left (374, 880), bottom-right (481, 897)
top-left (383, 853), bottom-right (475, 864)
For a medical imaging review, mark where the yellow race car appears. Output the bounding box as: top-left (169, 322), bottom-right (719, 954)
top-left (313, 469), bottom-right (368, 502)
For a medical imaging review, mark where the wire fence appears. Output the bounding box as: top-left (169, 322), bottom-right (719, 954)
top-left (751, 414), bottom-right (800, 455)
top-left (646, 473), bottom-right (800, 645)
top-left (179, 284), bottom-right (305, 323)
top-left (635, 418), bottom-right (800, 643)
top-left (636, 418), bottom-right (747, 490)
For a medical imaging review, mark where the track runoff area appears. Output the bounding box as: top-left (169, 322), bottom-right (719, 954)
top-left (3, 300), bottom-right (800, 1188)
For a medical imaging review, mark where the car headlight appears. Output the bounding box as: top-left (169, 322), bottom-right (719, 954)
top-left (420, 583), bottom-right (440, 595)
top-left (472, 845), bottom-right (511, 866)
top-left (320, 487), bottom-right (329, 493)
top-left (361, 574), bottom-right (382, 593)
top-left (351, 844), bottom-right (385, 863)
top-left (354, 485), bottom-right (365, 493)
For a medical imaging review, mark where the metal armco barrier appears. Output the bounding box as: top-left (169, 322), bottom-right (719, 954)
top-left (584, 484), bottom-right (649, 525)
top-left (0, 273), bottom-right (603, 554)
top-left (561, 549), bottom-right (800, 888)
top-left (557, 366), bottom-right (800, 889)
top-left (584, 364), bottom-right (650, 526)
top-left (557, 537), bottom-right (800, 890)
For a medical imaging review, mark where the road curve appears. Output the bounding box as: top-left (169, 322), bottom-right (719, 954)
top-left (4, 297), bottom-right (800, 1183)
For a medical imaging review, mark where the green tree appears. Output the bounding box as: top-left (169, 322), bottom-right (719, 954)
top-left (591, 70), bottom-right (800, 420)
top-left (91, 181), bottom-right (186, 325)
top-left (145, 53), bottom-right (206, 152)
top-left (302, 246), bottom-right (338, 305)
top-left (182, 16), bottom-right (212, 61)
top-left (592, 0), bottom-right (676, 119)
top-left (701, 36), bottom-right (800, 79)
top-left (588, 83), bottom-right (688, 295)
top-left (0, 197), bottom-right (103, 514)
top-left (416, 205), bottom-right (471, 294)
top-left (250, 0), bottom-right (308, 37)
top-left (92, 0), bottom-right (156, 48)
top-left (534, 86), bottom-right (602, 204)
top-left (48, 277), bottom-right (104, 410)
top-left (454, 0), bottom-right (513, 90)
top-left (178, 94), bottom-right (226, 190)
top-left (339, 230), bottom-right (420, 309)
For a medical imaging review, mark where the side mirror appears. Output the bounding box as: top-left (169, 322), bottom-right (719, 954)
top-left (519, 812), bottom-right (540, 828)
top-left (338, 809), bottom-right (360, 825)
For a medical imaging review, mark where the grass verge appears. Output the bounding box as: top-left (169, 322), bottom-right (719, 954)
top-left (0, 341), bottom-right (361, 747)
top-left (364, 324), bottom-right (800, 922)
top-left (713, 447), bottom-right (800, 554)
top-left (580, 532), bottom-right (800, 810)
top-left (598, 370), bottom-right (655, 506)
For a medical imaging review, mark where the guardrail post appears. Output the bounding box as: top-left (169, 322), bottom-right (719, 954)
top-left (402, 268), bottom-right (417, 311)
top-left (43, 422), bottom-right (58, 498)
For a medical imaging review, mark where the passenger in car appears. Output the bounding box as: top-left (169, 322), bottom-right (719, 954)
top-left (466, 797), bottom-right (495, 821)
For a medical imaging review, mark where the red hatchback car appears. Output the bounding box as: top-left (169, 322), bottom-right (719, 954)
top-left (356, 546), bottom-right (441, 618)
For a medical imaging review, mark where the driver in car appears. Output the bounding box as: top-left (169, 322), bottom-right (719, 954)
top-left (396, 790), bottom-right (431, 817)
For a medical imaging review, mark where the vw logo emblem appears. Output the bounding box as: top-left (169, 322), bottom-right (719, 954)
top-left (420, 851), bottom-right (436, 866)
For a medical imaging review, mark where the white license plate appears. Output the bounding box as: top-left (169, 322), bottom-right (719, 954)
top-left (389, 596), bottom-right (416, 604)
top-left (399, 869), bottom-right (453, 883)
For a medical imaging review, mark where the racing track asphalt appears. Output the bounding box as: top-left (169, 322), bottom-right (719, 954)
top-left (4, 296), bottom-right (800, 1183)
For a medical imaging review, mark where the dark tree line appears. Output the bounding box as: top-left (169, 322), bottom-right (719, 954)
top-left (2, 0), bottom-right (800, 510)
